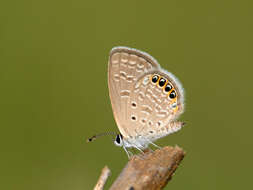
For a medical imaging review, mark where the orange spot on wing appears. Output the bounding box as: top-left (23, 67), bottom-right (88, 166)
top-left (162, 80), bottom-right (168, 90)
top-left (168, 88), bottom-right (175, 97)
top-left (173, 105), bottom-right (179, 113)
top-left (156, 75), bottom-right (161, 87)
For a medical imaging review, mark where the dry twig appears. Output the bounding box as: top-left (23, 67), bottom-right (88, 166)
top-left (94, 166), bottom-right (111, 190)
top-left (94, 146), bottom-right (185, 190)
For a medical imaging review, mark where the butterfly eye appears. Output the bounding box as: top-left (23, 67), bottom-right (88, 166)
top-left (169, 90), bottom-right (177, 99)
top-left (114, 134), bottom-right (123, 147)
top-left (115, 135), bottom-right (121, 144)
top-left (164, 83), bottom-right (172, 92)
top-left (158, 78), bottom-right (166, 87)
top-left (151, 75), bottom-right (159, 83)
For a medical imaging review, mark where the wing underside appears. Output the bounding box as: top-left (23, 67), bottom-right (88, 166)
top-left (108, 47), bottom-right (160, 137)
top-left (126, 70), bottom-right (184, 140)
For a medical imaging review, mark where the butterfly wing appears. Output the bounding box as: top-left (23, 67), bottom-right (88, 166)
top-left (108, 47), bottom-right (160, 138)
top-left (126, 69), bottom-right (184, 141)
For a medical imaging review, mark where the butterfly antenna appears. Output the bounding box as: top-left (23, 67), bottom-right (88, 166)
top-left (86, 132), bottom-right (118, 143)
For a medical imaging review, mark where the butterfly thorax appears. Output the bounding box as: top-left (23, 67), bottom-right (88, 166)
top-left (114, 133), bottom-right (152, 149)
top-left (123, 136), bottom-right (150, 149)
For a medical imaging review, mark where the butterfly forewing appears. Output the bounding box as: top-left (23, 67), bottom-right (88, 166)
top-left (108, 47), bottom-right (160, 138)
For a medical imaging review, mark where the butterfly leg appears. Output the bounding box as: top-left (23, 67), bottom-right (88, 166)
top-left (134, 144), bottom-right (153, 160)
top-left (123, 146), bottom-right (133, 159)
top-left (149, 141), bottom-right (162, 149)
top-left (132, 145), bottom-right (145, 154)
top-left (142, 136), bottom-right (162, 149)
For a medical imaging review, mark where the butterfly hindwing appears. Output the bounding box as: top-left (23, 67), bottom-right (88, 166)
top-left (126, 69), bottom-right (184, 140)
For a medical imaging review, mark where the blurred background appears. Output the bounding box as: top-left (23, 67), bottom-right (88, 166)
top-left (0, 0), bottom-right (252, 189)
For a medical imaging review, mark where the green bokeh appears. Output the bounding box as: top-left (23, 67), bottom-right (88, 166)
top-left (0, 0), bottom-right (252, 189)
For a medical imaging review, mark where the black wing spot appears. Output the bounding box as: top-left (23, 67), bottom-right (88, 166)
top-left (131, 102), bottom-right (137, 108)
top-left (165, 83), bottom-right (172, 92)
top-left (169, 90), bottom-right (177, 99)
top-left (151, 75), bottom-right (159, 83)
top-left (158, 78), bottom-right (166, 87)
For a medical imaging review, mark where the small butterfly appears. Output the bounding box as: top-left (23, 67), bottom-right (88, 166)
top-left (88, 47), bottom-right (185, 158)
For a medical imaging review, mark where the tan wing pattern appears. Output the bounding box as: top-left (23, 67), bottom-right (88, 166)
top-left (126, 69), bottom-right (184, 139)
top-left (108, 47), bottom-right (160, 138)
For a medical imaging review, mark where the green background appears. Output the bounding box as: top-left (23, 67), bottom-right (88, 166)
top-left (0, 0), bottom-right (252, 189)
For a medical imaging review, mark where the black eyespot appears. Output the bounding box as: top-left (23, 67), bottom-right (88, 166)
top-left (169, 90), bottom-right (177, 99)
top-left (149, 131), bottom-right (154, 134)
top-left (115, 134), bottom-right (121, 144)
top-left (165, 84), bottom-right (172, 92)
top-left (152, 75), bottom-right (159, 83)
top-left (159, 78), bottom-right (166, 87)
top-left (131, 102), bottom-right (137, 108)
top-left (131, 116), bottom-right (136, 121)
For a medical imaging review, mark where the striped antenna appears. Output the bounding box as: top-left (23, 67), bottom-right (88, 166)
top-left (86, 132), bottom-right (118, 143)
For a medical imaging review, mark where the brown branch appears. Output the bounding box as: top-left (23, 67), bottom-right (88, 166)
top-left (110, 146), bottom-right (185, 190)
top-left (93, 146), bottom-right (185, 190)
top-left (94, 166), bottom-right (111, 190)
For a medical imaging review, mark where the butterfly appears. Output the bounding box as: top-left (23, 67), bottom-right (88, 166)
top-left (88, 47), bottom-right (185, 158)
